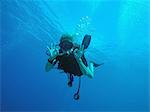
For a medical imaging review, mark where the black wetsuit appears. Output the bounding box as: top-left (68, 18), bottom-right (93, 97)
top-left (56, 53), bottom-right (88, 76)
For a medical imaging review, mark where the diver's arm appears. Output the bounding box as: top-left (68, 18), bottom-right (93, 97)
top-left (45, 55), bottom-right (57, 72)
top-left (45, 43), bottom-right (60, 72)
top-left (76, 58), bottom-right (94, 78)
top-left (45, 61), bottom-right (54, 72)
top-left (45, 50), bottom-right (66, 72)
top-left (74, 45), bottom-right (94, 78)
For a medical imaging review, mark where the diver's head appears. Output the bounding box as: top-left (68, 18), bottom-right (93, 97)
top-left (59, 34), bottom-right (74, 52)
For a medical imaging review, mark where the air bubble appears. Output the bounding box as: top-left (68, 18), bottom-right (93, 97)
top-left (81, 17), bottom-right (85, 20)
top-left (86, 16), bottom-right (89, 18)
top-left (77, 24), bottom-right (80, 27)
top-left (75, 33), bottom-right (79, 35)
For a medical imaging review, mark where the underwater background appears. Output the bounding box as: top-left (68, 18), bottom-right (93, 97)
top-left (1, 0), bottom-right (149, 111)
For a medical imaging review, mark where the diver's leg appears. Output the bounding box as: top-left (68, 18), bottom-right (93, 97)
top-left (88, 62), bottom-right (104, 77)
top-left (89, 62), bottom-right (94, 77)
top-left (67, 74), bottom-right (73, 87)
top-left (67, 73), bottom-right (70, 80)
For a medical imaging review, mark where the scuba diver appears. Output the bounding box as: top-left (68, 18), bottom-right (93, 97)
top-left (45, 34), bottom-right (103, 100)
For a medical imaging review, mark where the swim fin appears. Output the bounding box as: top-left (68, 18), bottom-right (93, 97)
top-left (82, 34), bottom-right (91, 49)
top-left (91, 62), bottom-right (104, 67)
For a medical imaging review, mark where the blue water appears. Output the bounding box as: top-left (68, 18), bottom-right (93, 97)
top-left (1, 0), bottom-right (149, 111)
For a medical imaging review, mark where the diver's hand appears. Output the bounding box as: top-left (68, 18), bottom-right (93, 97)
top-left (74, 45), bottom-right (85, 60)
top-left (46, 43), bottom-right (59, 60)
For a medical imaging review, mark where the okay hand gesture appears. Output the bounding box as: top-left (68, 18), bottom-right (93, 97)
top-left (74, 45), bottom-right (85, 59)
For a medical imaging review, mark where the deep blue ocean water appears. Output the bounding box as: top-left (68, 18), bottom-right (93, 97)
top-left (1, 0), bottom-right (149, 111)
